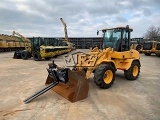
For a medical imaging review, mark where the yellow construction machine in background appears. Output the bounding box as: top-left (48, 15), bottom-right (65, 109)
top-left (141, 39), bottom-right (160, 57)
top-left (24, 25), bottom-right (141, 103)
top-left (130, 38), bottom-right (144, 52)
top-left (13, 37), bottom-right (71, 60)
top-left (0, 32), bottom-right (31, 52)
top-left (12, 31), bottom-right (31, 51)
top-left (13, 18), bottom-right (75, 61)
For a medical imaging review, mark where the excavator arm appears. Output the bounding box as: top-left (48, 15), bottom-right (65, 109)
top-left (12, 31), bottom-right (30, 42)
top-left (60, 18), bottom-right (68, 42)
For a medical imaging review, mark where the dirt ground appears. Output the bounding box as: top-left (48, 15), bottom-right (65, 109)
top-left (0, 50), bottom-right (160, 120)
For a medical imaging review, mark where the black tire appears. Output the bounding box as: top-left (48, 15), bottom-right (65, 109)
top-left (124, 61), bottom-right (140, 80)
top-left (33, 52), bottom-right (41, 61)
top-left (156, 53), bottom-right (160, 57)
top-left (45, 57), bottom-right (51, 60)
top-left (94, 63), bottom-right (115, 89)
top-left (21, 51), bottom-right (29, 60)
top-left (136, 45), bottom-right (141, 52)
top-left (144, 53), bottom-right (151, 56)
top-left (13, 50), bottom-right (22, 59)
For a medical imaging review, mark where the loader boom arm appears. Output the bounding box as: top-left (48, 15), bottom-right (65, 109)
top-left (60, 18), bottom-right (68, 42)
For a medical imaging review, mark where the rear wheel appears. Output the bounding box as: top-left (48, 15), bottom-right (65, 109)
top-left (124, 61), bottom-right (140, 80)
top-left (144, 53), bottom-right (151, 56)
top-left (45, 57), bottom-right (51, 60)
top-left (21, 51), bottom-right (29, 60)
top-left (136, 45), bottom-right (141, 52)
top-left (156, 53), bottom-right (160, 57)
top-left (94, 63), bottom-right (115, 89)
top-left (33, 52), bottom-right (41, 61)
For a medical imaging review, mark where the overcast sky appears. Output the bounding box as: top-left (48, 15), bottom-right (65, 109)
top-left (0, 0), bottom-right (160, 38)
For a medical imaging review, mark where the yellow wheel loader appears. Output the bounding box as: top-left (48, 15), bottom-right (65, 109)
top-left (13, 37), bottom-right (71, 61)
top-left (130, 38), bottom-right (144, 52)
top-left (141, 40), bottom-right (160, 56)
top-left (24, 25), bottom-right (141, 103)
top-left (13, 37), bottom-right (56, 60)
top-left (155, 42), bottom-right (160, 57)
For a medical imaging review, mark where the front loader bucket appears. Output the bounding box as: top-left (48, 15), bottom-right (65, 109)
top-left (46, 70), bottom-right (89, 102)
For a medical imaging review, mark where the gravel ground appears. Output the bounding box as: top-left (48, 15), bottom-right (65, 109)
top-left (0, 50), bottom-right (160, 120)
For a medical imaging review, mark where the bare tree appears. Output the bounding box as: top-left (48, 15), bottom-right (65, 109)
top-left (143, 25), bottom-right (160, 39)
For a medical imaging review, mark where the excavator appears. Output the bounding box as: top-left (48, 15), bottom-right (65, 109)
top-left (24, 25), bottom-right (141, 103)
top-left (12, 31), bottom-right (31, 51)
top-left (12, 31), bottom-right (31, 43)
top-left (0, 33), bottom-right (28, 52)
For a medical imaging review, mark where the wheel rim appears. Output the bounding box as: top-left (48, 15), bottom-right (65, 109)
top-left (133, 65), bottom-right (138, 77)
top-left (137, 46), bottom-right (141, 52)
top-left (103, 70), bottom-right (113, 84)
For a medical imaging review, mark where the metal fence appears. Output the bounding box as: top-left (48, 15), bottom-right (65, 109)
top-left (28, 37), bottom-right (103, 49)
top-left (68, 37), bottom-right (102, 49)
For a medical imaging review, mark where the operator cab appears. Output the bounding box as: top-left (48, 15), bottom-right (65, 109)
top-left (131, 38), bottom-right (144, 45)
top-left (101, 25), bottom-right (133, 52)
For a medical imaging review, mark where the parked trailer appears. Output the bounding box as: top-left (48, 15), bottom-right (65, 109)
top-left (141, 39), bottom-right (160, 57)
top-left (0, 33), bottom-right (31, 52)
top-left (0, 34), bottom-right (23, 52)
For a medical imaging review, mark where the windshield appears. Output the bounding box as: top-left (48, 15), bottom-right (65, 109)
top-left (103, 29), bottom-right (121, 49)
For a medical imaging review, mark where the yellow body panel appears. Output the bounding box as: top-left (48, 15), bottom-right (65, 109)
top-left (8, 42), bottom-right (14, 48)
top-left (76, 47), bottom-right (140, 79)
top-left (40, 46), bottom-right (56, 58)
top-left (20, 42), bottom-right (25, 47)
top-left (96, 49), bottom-right (139, 69)
top-left (40, 51), bottom-right (56, 58)
top-left (15, 42), bottom-right (20, 47)
top-left (114, 59), bottom-right (136, 70)
top-left (39, 46), bottom-right (71, 58)
top-left (0, 41), bottom-right (8, 48)
top-left (142, 40), bottom-right (159, 53)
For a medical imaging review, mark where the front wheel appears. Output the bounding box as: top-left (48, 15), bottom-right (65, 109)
top-left (33, 52), bottom-right (41, 61)
top-left (156, 53), bottom-right (160, 57)
top-left (21, 51), bottom-right (29, 60)
top-left (144, 53), bottom-right (151, 56)
top-left (136, 45), bottom-right (141, 52)
top-left (94, 63), bottom-right (115, 89)
top-left (124, 61), bottom-right (140, 80)
top-left (45, 57), bottom-right (51, 60)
